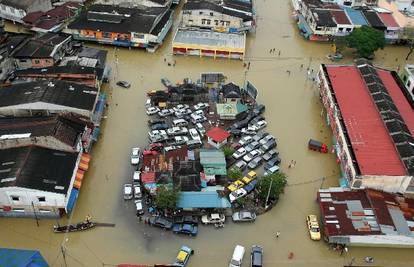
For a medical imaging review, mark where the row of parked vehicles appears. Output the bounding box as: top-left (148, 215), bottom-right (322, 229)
top-left (229, 245), bottom-right (263, 267)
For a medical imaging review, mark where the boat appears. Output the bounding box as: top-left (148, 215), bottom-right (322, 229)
top-left (53, 221), bottom-right (96, 233)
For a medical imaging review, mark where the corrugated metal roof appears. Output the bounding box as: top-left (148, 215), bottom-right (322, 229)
top-left (378, 13), bottom-right (400, 28)
top-left (331, 10), bottom-right (351, 25)
top-left (177, 190), bottom-right (231, 208)
top-left (343, 7), bottom-right (368, 26)
top-left (0, 248), bottom-right (48, 267)
top-left (326, 65), bottom-right (407, 176)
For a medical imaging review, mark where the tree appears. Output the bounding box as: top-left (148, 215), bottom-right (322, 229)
top-left (257, 172), bottom-right (288, 201)
top-left (154, 185), bottom-right (180, 210)
top-left (345, 26), bottom-right (385, 59)
top-left (399, 27), bottom-right (414, 60)
top-left (228, 167), bottom-right (243, 181)
top-left (222, 146), bottom-right (235, 158)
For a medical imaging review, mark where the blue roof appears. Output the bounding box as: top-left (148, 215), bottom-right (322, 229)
top-left (0, 248), bottom-right (48, 267)
top-left (177, 190), bottom-right (231, 209)
top-left (343, 7), bottom-right (368, 26)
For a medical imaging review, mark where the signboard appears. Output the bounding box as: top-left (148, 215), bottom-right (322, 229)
top-left (244, 81), bottom-right (258, 99)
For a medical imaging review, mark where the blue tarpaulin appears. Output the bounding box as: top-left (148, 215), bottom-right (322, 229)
top-left (66, 188), bottom-right (79, 214)
top-left (177, 190), bottom-right (231, 209)
top-left (0, 248), bottom-right (48, 267)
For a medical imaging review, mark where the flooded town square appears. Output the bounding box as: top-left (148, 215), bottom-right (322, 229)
top-left (2, 0), bottom-right (414, 266)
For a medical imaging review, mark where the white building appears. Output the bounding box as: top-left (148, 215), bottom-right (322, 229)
top-left (0, 145), bottom-right (81, 218)
top-left (400, 64), bottom-right (414, 101)
top-left (0, 0), bottom-right (52, 23)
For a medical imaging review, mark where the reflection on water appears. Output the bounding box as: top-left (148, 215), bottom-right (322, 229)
top-left (1, 1), bottom-right (414, 267)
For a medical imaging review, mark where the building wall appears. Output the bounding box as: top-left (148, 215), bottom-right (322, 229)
top-left (0, 136), bottom-right (79, 152)
top-left (400, 65), bottom-right (414, 101)
top-left (394, 0), bottom-right (414, 13)
top-left (335, 24), bottom-right (354, 36)
top-left (15, 58), bottom-right (54, 69)
top-left (0, 0), bottom-right (52, 23)
top-left (182, 9), bottom-right (243, 32)
top-left (356, 175), bottom-right (412, 194)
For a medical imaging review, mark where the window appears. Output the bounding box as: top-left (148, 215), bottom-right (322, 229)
top-left (11, 196), bottom-right (19, 201)
top-left (199, 11), bottom-right (203, 15)
top-left (408, 80), bottom-right (412, 88)
top-left (210, 12), bottom-right (213, 16)
top-left (202, 19), bottom-right (206, 25)
top-left (214, 20), bottom-right (219, 26)
top-left (188, 19), bottom-right (193, 24)
top-left (225, 21), bottom-right (230, 26)
top-left (403, 75), bottom-right (408, 82)
top-left (103, 32), bottom-right (111, 38)
top-left (38, 197), bottom-right (46, 202)
top-left (346, 28), bottom-right (351, 32)
top-left (206, 20), bottom-right (211, 25)
top-left (338, 27), bottom-right (343, 32)
top-left (34, 59), bottom-right (40, 64)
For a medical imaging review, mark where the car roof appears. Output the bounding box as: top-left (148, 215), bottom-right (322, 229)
top-left (211, 213), bottom-right (221, 219)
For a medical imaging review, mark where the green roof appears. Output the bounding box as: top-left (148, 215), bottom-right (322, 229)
top-left (200, 149), bottom-right (227, 175)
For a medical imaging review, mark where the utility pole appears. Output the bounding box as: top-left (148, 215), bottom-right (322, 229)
top-left (31, 201), bottom-right (39, 227)
top-left (320, 176), bottom-right (326, 189)
top-left (61, 245), bottom-right (68, 267)
top-left (264, 178), bottom-right (273, 210)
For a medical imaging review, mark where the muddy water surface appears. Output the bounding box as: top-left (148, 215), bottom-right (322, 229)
top-left (2, 1), bottom-right (414, 266)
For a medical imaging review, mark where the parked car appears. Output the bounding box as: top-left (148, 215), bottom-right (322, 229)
top-left (229, 245), bottom-right (245, 267)
top-left (243, 149), bottom-right (261, 162)
top-left (187, 139), bottom-right (202, 150)
top-left (251, 245), bottom-right (263, 267)
top-left (146, 106), bottom-right (160, 115)
top-left (306, 215), bottom-right (321, 241)
top-left (161, 77), bottom-right (172, 88)
top-left (248, 156), bottom-right (263, 169)
top-left (145, 99), bottom-right (152, 108)
top-left (241, 127), bottom-right (257, 135)
top-left (189, 128), bottom-right (201, 140)
top-left (259, 135), bottom-right (274, 145)
top-left (131, 147), bottom-right (141, 165)
top-left (264, 165), bottom-right (280, 175)
top-left (151, 123), bottom-right (169, 131)
top-left (232, 211), bottom-right (257, 222)
top-left (232, 147), bottom-right (247, 159)
top-left (245, 141), bottom-right (260, 152)
top-left (262, 149), bottom-right (279, 161)
top-left (133, 184), bottom-right (142, 199)
top-left (201, 213), bottom-right (225, 224)
top-left (253, 104), bottom-right (265, 116)
top-left (173, 119), bottom-right (189, 127)
top-left (148, 216), bottom-right (173, 230)
top-left (123, 184), bottom-right (133, 200)
top-left (164, 145), bottom-right (181, 152)
top-left (193, 102), bottom-right (209, 110)
top-left (167, 127), bottom-right (188, 136)
top-left (266, 156), bottom-right (281, 167)
top-left (262, 139), bottom-right (277, 151)
top-left (227, 180), bottom-right (245, 192)
top-left (148, 119), bottom-right (165, 126)
top-left (191, 114), bottom-right (207, 124)
top-left (133, 171), bottom-right (141, 185)
top-left (253, 120), bottom-right (267, 131)
top-left (239, 136), bottom-right (253, 146)
top-left (195, 123), bottom-right (206, 136)
top-left (174, 216), bottom-right (198, 225)
top-left (173, 136), bottom-right (189, 145)
top-left (234, 160), bottom-right (247, 170)
top-left (135, 200), bottom-right (144, 216)
top-left (229, 128), bottom-right (242, 137)
top-left (252, 132), bottom-right (268, 142)
top-left (172, 223), bottom-right (198, 236)
top-left (194, 109), bottom-right (204, 117)
top-left (173, 246), bottom-right (194, 267)
top-left (148, 143), bottom-right (163, 152)
top-left (243, 179), bottom-right (258, 193)
top-left (116, 80), bottom-right (131, 88)
top-left (229, 188), bottom-right (247, 203)
top-left (148, 130), bottom-right (168, 142)
top-left (158, 109), bottom-right (173, 117)
top-left (250, 115), bottom-right (265, 126)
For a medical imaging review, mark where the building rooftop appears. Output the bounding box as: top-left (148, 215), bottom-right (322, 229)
top-left (206, 127), bottom-right (230, 143)
top-left (378, 12), bottom-right (400, 28)
top-left (183, 0), bottom-right (252, 20)
top-left (318, 188), bottom-right (414, 238)
top-left (363, 11), bottom-right (386, 30)
top-left (0, 145), bottom-right (79, 194)
top-left (343, 7), bottom-right (369, 26)
top-left (330, 10), bottom-right (351, 25)
top-left (173, 29), bottom-right (245, 51)
top-left (68, 4), bottom-right (171, 35)
top-left (177, 187), bottom-right (231, 208)
top-left (0, 0), bottom-right (40, 10)
top-left (0, 115), bottom-right (85, 148)
top-left (0, 80), bottom-right (98, 112)
top-left (200, 149), bottom-right (227, 175)
top-left (324, 62), bottom-right (414, 176)
top-left (13, 33), bottom-right (71, 59)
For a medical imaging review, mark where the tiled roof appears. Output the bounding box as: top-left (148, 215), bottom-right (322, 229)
top-left (206, 127), bottom-right (230, 142)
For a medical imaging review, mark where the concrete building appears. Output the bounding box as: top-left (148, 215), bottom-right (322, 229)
top-left (182, 0), bottom-right (254, 33)
top-left (0, 0), bottom-right (52, 23)
top-left (0, 145), bottom-right (82, 218)
top-left (66, 4), bottom-right (173, 51)
top-left (0, 80), bottom-right (99, 120)
top-left (12, 33), bottom-right (73, 69)
top-left (206, 127), bottom-right (230, 149)
top-left (172, 28), bottom-right (246, 59)
top-left (400, 64), bottom-right (414, 100)
top-left (317, 59), bottom-right (414, 197)
top-left (318, 187), bottom-right (414, 247)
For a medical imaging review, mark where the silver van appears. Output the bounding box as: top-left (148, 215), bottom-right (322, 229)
top-left (229, 245), bottom-right (245, 267)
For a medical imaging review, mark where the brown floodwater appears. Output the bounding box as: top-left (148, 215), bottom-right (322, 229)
top-left (2, 1), bottom-right (414, 266)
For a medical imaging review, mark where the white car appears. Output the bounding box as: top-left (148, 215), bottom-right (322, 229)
top-left (167, 127), bottom-right (188, 136)
top-left (196, 123), bottom-right (206, 135)
top-left (259, 135), bottom-right (275, 145)
top-left (229, 188), bottom-right (247, 203)
top-left (189, 128), bottom-right (201, 140)
top-left (253, 120), bottom-right (267, 131)
top-left (123, 184), bottom-right (133, 200)
top-left (234, 160), bottom-right (247, 170)
top-left (131, 147), bottom-right (141, 165)
top-left (135, 200), bottom-right (144, 216)
top-left (239, 136), bottom-right (253, 146)
top-left (173, 136), bottom-right (189, 145)
top-left (158, 109), bottom-right (173, 117)
top-left (193, 102), bottom-right (209, 110)
top-left (148, 130), bottom-right (168, 142)
top-left (173, 104), bottom-right (189, 113)
top-left (201, 213), bottom-right (226, 224)
top-left (191, 114), bottom-right (207, 124)
top-left (164, 145), bottom-right (181, 152)
top-left (146, 106), bottom-right (160, 115)
top-left (241, 127), bottom-right (257, 135)
top-left (232, 147), bottom-right (247, 159)
top-left (243, 149), bottom-right (261, 162)
top-left (194, 109), bottom-right (204, 116)
top-left (134, 184), bottom-right (142, 199)
top-left (133, 171), bottom-right (141, 185)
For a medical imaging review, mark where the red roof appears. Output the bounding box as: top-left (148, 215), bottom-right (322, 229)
top-left (331, 10), bottom-right (351, 25)
top-left (378, 13), bottom-right (400, 28)
top-left (141, 172), bottom-right (155, 184)
top-left (206, 127), bottom-right (230, 142)
top-left (326, 66), bottom-right (407, 176)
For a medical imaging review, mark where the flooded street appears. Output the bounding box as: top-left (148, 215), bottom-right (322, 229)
top-left (2, 1), bottom-right (414, 266)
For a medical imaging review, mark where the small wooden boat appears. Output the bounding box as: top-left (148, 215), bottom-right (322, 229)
top-left (53, 221), bottom-right (95, 233)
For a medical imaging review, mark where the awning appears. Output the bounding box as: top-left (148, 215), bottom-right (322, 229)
top-left (79, 160), bottom-right (89, 171)
top-left (73, 180), bottom-right (82, 189)
top-left (81, 153), bottom-right (91, 163)
top-left (76, 169), bottom-right (84, 181)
